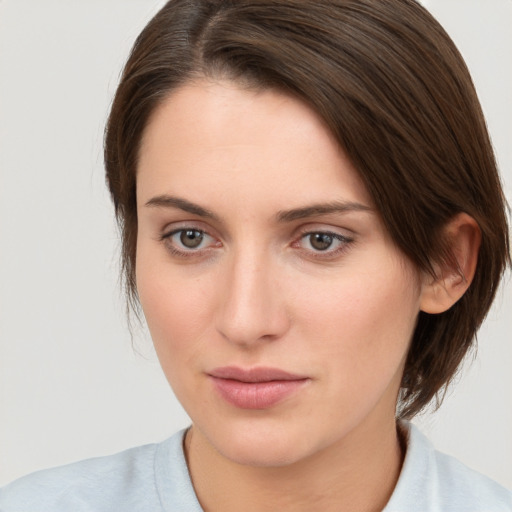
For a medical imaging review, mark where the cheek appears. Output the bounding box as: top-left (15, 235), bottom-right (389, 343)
top-left (135, 248), bottom-right (216, 367)
top-left (136, 264), bottom-right (220, 412)
top-left (293, 257), bottom-right (421, 380)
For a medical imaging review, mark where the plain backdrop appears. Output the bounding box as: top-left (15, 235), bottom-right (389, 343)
top-left (0, 0), bottom-right (511, 489)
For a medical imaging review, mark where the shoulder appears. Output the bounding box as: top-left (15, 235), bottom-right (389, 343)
top-left (0, 430), bottom-right (196, 512)
top-left (385, 422), bottom-right (512, 512)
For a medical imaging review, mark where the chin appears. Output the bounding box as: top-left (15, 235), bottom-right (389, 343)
top-left (197, 417), bottom-right (332, 468)
top-left (218, 437), bottom-right (309, 468)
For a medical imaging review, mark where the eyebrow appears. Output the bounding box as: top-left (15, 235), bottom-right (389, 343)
top-left (144, 195), bottom-right (372, 223)
top-left (144, 195), bottom-right (220, 221)
top-left (276, 201), bottom-right (373, 222)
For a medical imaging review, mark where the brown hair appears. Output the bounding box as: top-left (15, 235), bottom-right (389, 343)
top-left (104, 0), bottom-right (510, 419)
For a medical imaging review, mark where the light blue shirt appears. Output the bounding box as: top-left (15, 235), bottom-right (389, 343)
top-left (1, 423), bottom-right (511, 511)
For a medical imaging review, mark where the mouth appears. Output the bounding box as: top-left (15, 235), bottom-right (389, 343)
top-left (208, 366), bottom-right (310, 409)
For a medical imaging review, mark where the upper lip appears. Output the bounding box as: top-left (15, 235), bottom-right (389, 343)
top-left (209, 366), bottom-right (308, 383)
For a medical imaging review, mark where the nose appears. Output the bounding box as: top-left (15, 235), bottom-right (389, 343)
top-left (215, 248), bottom-right (290, 347)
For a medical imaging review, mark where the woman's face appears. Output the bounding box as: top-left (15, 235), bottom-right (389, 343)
top-left (136, 80), bottom-right (425, 467)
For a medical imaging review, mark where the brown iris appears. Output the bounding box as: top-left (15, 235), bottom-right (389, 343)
top-left (180, 229), bottom-right (204, 249)
top-left (309, 233), bottom-right (334, 251)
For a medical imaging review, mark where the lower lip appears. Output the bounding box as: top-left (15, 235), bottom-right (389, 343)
top-left (210, 377), bottom-right (308, 409)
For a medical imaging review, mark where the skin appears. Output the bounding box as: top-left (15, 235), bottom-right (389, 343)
top-left (135, 80), bottom-right (476, 511)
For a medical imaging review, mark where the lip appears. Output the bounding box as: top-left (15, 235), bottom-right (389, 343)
top-left (208, 366), bottom-right (310, 409)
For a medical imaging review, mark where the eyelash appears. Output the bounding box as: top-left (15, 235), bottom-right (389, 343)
top-left (159, 227), bottom-right (354, 260)
top-left (293, 230), bottom-right (354, 260)
top-left (159, 228), bottom-right (219, 258)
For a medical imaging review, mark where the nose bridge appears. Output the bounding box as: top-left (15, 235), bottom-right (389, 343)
top-left (216, 243), bottom-right (288, 346)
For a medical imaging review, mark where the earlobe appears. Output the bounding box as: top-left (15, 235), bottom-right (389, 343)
top-left (420, 213), bottom-right (481, 314)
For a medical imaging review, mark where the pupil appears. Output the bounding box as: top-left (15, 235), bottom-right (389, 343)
top-left (311, 233), bottom-right (333, 251)
top-left (180, 230), bottom-right (203, 248)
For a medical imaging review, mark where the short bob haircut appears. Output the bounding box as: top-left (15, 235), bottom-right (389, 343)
top-left (104, 0), bottom-right (510, 419)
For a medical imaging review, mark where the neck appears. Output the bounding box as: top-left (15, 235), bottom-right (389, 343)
top-left (185, 417), bottom-right (405, 512)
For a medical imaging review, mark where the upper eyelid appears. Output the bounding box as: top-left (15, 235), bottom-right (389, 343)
top-left (294, 223), bottom-right (356, 238)
top-left (160, 220), bottom-right (217, 237)
top-left (163, 226), bottom-right (206, 236)
top-left (298, 228), bottom-right (352, 237)
top-left (154, 209), bottom-right (358, 232)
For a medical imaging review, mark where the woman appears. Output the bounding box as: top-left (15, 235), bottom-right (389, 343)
top-left (1, 0), bottom-right (510, 510)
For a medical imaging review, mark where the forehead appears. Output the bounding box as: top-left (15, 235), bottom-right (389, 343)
top-left (136, 79), bottom-right (373, 212)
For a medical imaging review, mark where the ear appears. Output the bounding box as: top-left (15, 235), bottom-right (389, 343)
top-left (420, 213), bottom-right (481, 314)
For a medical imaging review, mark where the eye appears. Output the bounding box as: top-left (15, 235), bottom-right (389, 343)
top-left (295, 230), bottom-right (353, 256)
top-left (161, 227), bottom-right (219, 255)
